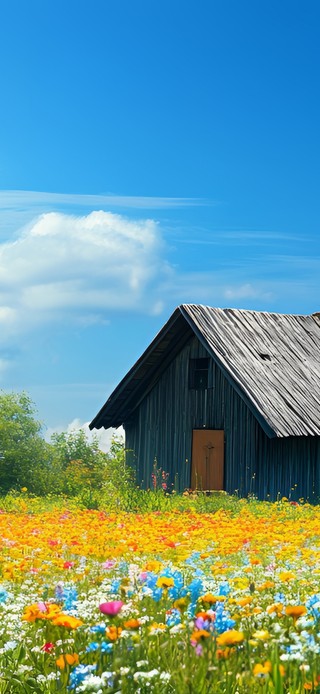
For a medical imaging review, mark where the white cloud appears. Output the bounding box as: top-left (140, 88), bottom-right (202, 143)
top-left (0, 210), bottom-right (169, 339)
top-left (45, 418), bottom-right (124, 453)
top-left (0, 189), bottom-right (202, 213)
top-left (224, 283), bottom-right (269, 300)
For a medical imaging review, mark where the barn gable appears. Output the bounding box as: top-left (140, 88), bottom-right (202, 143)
top-left (90, 304), bottom-right (320, 438)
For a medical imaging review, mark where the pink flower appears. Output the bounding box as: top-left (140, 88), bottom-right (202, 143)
top-left (99, 600), bottom-right (123, 616)
top-left (101, 560), bottom-right (115, 570)
top-left (37, 602), bottom-right (47, 613)
top-left (139, 572), bottom-right (148, 583)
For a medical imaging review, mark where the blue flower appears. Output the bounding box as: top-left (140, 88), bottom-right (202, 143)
top-left (100, 641), bottom-right (113, 653)
top-left (306, 594), bottom-right (320, 620)
top-left (187, 578), bottom-right (203, 603)
top-left (90, 624), bottom-right (106, 634)
top-left (165, 609), bottom-right (181, 627)
top-left (110, 579), bottom-right (121, 593)
top-left (86, 641), bottom-right (100, 652)
top-left (0, 588), bottom-right (8, 603)
top-left (151, 587), bottom-right (163, 602)
top-left (218, 582), bottom-right (230, 596)
top-left (214, 602), bottom-right (235, 634)
top-left (68, 664), bottom-right (96, 690)
top-left (62, 586), bottom-right (78, 611)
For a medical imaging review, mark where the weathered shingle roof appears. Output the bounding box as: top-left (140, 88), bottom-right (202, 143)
top-left (90, 304), bottom-right (320, 437)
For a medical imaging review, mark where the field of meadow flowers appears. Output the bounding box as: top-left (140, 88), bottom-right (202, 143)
top-left (0, 496), bottom-right (320, 693)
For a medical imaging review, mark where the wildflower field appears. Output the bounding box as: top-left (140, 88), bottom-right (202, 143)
top-left (1, 498), bottom-right (320, 693)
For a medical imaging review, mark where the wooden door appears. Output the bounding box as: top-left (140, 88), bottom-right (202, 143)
top-left (191, 430), bottom-right (224, 490)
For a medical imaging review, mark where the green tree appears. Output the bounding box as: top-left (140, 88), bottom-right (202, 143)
top-left (50, 429), bottom-right (107, 496)
top-left (0, 391), bottom-right (50, 493)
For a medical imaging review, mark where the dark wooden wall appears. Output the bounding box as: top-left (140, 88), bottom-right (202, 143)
top-left (125, 335), bottom-right (320, 501)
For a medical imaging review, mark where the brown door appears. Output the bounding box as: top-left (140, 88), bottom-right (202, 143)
top-left (191, 430), bottom-right (224, 490)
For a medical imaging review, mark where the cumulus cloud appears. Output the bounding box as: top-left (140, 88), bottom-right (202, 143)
top-left (45, 418), bottom-right (124, 453)
top-left (0, 210), bottom-right (169, 339)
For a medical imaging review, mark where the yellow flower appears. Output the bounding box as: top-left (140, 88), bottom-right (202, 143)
top-left (156, 576), bottom-right (174, 589)
top-left (253, 661), bottom-right (272, 677)
top-left (251, 630), bottom-right (271, 641)
top-left (199, 593), bottom-right (225, 605)
top-left (173, 597), bottom-right (189, 611)
top-left (216, 630), bottom-right (244, 647)
top-left (279, 571), bottom-right (295, 582)
top-left (149, 622), bottom-right (166, 633)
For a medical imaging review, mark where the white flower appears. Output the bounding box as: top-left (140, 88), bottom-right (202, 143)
top-left (3, 640), bottom-right (17, 651)
top-left (133, 669), bottom-right (160, 681)
top-left (160, 672), bottom-right (171, 681)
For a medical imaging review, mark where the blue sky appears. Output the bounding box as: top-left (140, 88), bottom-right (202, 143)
top-left (0, 1), bottom-right (319, 443)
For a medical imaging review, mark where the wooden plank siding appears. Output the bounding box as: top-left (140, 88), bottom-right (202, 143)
top-left (125, 334), bottom-right (320, 501)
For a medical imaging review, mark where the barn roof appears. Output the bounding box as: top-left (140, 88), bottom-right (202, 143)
top-left (90, 304), bottom-right (320, 438)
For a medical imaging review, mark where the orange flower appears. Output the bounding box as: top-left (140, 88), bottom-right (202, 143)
top-left (285, 605), bottom-right (307, 620)
top-left (106, 625), bottom-right (122, 641)
top-left (267, 603), bottom-right (284, 616)
top-left (51, 614), bottom-right (83, 629)
top-left (56, 653), bottom-right (79, 669)
top-left (190, 629), bottom-right (211, 642)
top-left (257, 581), bottom-right (275, 591)
top-left (123, 618), bottom-right (141, 629)
top-left (22, 602), bottom-right (60, 623)
top-left (235, 597), bottom-right (253, 607)
top-left (216, 647), bottom-right (235, 659)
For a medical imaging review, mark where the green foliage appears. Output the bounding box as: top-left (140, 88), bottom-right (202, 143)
top-left (49, 429), bottom-right (108, 499)
top-left (0, 390), bottom-right (243, 513)
top-left (0, 391), bottom-right (49, 494)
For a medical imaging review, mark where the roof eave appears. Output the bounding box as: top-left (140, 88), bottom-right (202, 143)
top-left (89, 307), bottom-right (187, 430)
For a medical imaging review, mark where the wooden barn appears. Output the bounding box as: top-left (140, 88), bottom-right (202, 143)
top-left (90, 304), bottom-right (320, 501)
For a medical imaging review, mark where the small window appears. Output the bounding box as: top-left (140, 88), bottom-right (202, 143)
top-left (189, 358), bottom-right (209, 389)
top-left (259, 353), bottom-right (271, 361)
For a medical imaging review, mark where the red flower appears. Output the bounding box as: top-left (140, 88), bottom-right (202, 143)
top-left (41, 642), bottom-right (55, 653)
top-left (63, 561), bottom-right (75, 569)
